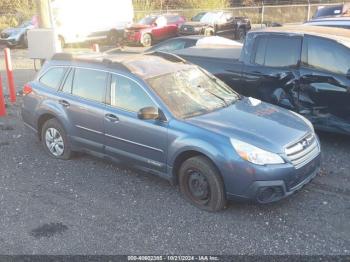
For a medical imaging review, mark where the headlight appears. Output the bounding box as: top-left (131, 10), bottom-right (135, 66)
top-left (230, 138), bottom-right (284, 165)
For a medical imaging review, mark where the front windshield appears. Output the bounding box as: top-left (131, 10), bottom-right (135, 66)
top-left (138, 16), bottom-right (157, 25)
top-left (200, 12), bottom-right (222, 24)
top-left (19, 21), bottom-right (32, 28)
top-left (147, 67), bottom-right (239, 118)
top-left (314, 6), bottom-right (342, 17)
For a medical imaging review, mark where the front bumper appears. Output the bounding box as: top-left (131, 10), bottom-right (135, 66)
top-left (225, 153), bottom-right (321, 203)
top-left (124, 31), bottom-right (141, 44)
top-left (0, 37), bottom-right (20, 46)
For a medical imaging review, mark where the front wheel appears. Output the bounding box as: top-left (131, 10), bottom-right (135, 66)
top-left (20, 33), bottom-right (28, 48)
top-left (178, 156), bottom-right (226, 212)
top-left (235, 28), bottom-right (246, 41)
top-left (41, 118), bottom-right (72, 160)
top-left (141, 33), bottom-right (152, 47)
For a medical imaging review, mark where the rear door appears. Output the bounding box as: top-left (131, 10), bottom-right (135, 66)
top-left (241, 34), bottom-right (302, 110)
top-left (104, 73), bottom-right (168, 173)
top-left (299, 35), bottom-right (350, 132)
top-left (58, 67), bottom-right (107, 152)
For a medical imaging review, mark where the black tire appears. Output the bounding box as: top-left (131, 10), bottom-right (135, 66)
top-left (235, 27), bottom-right (246, 41)
top-left (204, 28), bottom-right (214, 36)
top-left (178, 156), bottom-right (226, 212)
top-left (20, 32), bottom-right (28, 48)
top-left (141, 33), bottom-right (152, 47)
top-left (58, 36), bottom-right (65, 49)
top-left (41, 118), bottom-right (72, 160)
top-left (108, 30), bottom-right (121, 46)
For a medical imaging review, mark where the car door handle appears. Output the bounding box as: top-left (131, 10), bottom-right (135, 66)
top-left (58, 100), bottom-right (70, 107)
top-left (105, 113), bottom-right (119, 122)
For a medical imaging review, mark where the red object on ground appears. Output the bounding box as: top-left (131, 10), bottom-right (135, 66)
top-left (92, 44), bottom-right (100, 52)
top-left (0, 75), bottom-right (6, 117)
top-left (23, 84), bottom-right (33, 96)
top-left (4, 48), bottom-right (16, 103)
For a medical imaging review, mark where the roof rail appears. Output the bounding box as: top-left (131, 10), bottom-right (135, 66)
top-left (102, 58), bottom-right (131, 73)
top-left (145, 51), bottom-right (188, 64)
top-left (51, 52), bottom-right (74, 61)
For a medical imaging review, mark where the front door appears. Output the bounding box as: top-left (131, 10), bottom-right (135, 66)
top-left (104, 73), bottom-right (168, 173)
top-left (299, 35), bottom-right (350, 133)
top-left (241, 34), bottom-right (302, 111)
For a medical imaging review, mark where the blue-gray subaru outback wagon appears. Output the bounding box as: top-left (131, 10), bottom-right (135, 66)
top-left (21, 52), bottom-right (321, 211)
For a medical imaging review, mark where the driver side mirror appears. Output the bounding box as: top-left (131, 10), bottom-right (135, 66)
top-left (137, 106), bottom-right (160, 120)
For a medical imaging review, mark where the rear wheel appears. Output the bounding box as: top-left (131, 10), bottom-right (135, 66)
top-left (204, 28), bottom-right (214, 36)
top-left (58, 36), bottom-right (65, 49)
top-left (235, 27), bottom-right (246, 41)
top-left (178, 156), bottom-right (226, 212)
top-left (20, 32), bottom-right (28, 48)
top-left (41, 118), bottom-right (72, 160)
top-left (108, 30), bottom-right (123, 46)
top-left (142, 33), bottom-right (152, 47)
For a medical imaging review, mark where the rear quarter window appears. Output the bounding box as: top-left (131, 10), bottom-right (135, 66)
top-left (39, 67), bottom-right (67, 89)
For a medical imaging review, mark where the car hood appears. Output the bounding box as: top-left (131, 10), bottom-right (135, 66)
top-left (2, 27), bottom-right (24, 35)
top-left (185, 97), bottom-right (311, 153)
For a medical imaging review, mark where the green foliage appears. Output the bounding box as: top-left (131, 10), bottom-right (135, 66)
top-left (133, 0), bottom-right (230, 11)
top-left (0, 0), bottom-right (35, 30)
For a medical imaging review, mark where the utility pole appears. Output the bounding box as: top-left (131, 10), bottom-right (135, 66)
top-left (36, 0), bottom-right (52, 28)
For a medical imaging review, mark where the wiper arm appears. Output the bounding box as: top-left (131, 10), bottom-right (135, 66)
top-left (199, 86), bottom-right (228, 107)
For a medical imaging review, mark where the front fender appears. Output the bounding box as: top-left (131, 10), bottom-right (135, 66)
top-left (168, 135), bottom-right (233, 174)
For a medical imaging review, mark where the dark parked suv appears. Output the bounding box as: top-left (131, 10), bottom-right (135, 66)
top-left (21, 52), bottom-right (321, 211)
top-left (179, 11), bottom-right (251, 40)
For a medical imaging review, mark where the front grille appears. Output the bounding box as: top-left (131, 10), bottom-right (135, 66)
top-left (285, 133), bottom-right (320, 169)
top-left (180, 25), bottom-right (195, 34)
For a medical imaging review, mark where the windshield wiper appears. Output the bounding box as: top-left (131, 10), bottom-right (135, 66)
top-left (198, 85), bottom-right (228, 107)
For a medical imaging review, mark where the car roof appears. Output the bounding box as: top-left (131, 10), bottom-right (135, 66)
top-left (50, 52), bottom-right (194, 79)
top-left (306, 16), bottom-right (350, 22)
top-left (255, 25), bottom-right (350, 42)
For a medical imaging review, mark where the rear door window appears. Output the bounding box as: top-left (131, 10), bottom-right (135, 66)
top-left (152, 40), bottom-right (187, 52)
top-left (305, 36), bottom-right (350, 75)
top-left (71, 68), bottom-right (107, 103)
top-left (253, 35), bottom-right (301, 67)
top-left (39, 67), bottom-right (66, 89)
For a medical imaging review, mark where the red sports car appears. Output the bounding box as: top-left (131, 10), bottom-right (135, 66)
top-left (124, 14), bottom-right (186, 47)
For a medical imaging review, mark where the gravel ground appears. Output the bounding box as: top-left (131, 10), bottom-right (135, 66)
top-left (0, 48), bottom-right (349, 255)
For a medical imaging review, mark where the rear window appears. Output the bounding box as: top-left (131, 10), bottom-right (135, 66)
top-left (39, 67), bottom-right (66, 89)
top-left (314, 5), bottom-right (343, 18)
top-left (253, 36), bottom-right (301, 67)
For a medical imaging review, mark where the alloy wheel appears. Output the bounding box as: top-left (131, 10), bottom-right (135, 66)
top-left (45, 127), bottom-right (64, 157)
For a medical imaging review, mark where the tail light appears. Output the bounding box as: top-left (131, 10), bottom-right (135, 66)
top-left (23, 84), bottom-right (33, 95)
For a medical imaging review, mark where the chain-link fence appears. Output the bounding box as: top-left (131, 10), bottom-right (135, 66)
top-left (134, 2), bottom-right (345, 24)
top-left (0, 0), bottom-right (346, 30)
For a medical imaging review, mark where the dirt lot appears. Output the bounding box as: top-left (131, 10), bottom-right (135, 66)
top-left (0, 48), bottom-right (349, 255)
